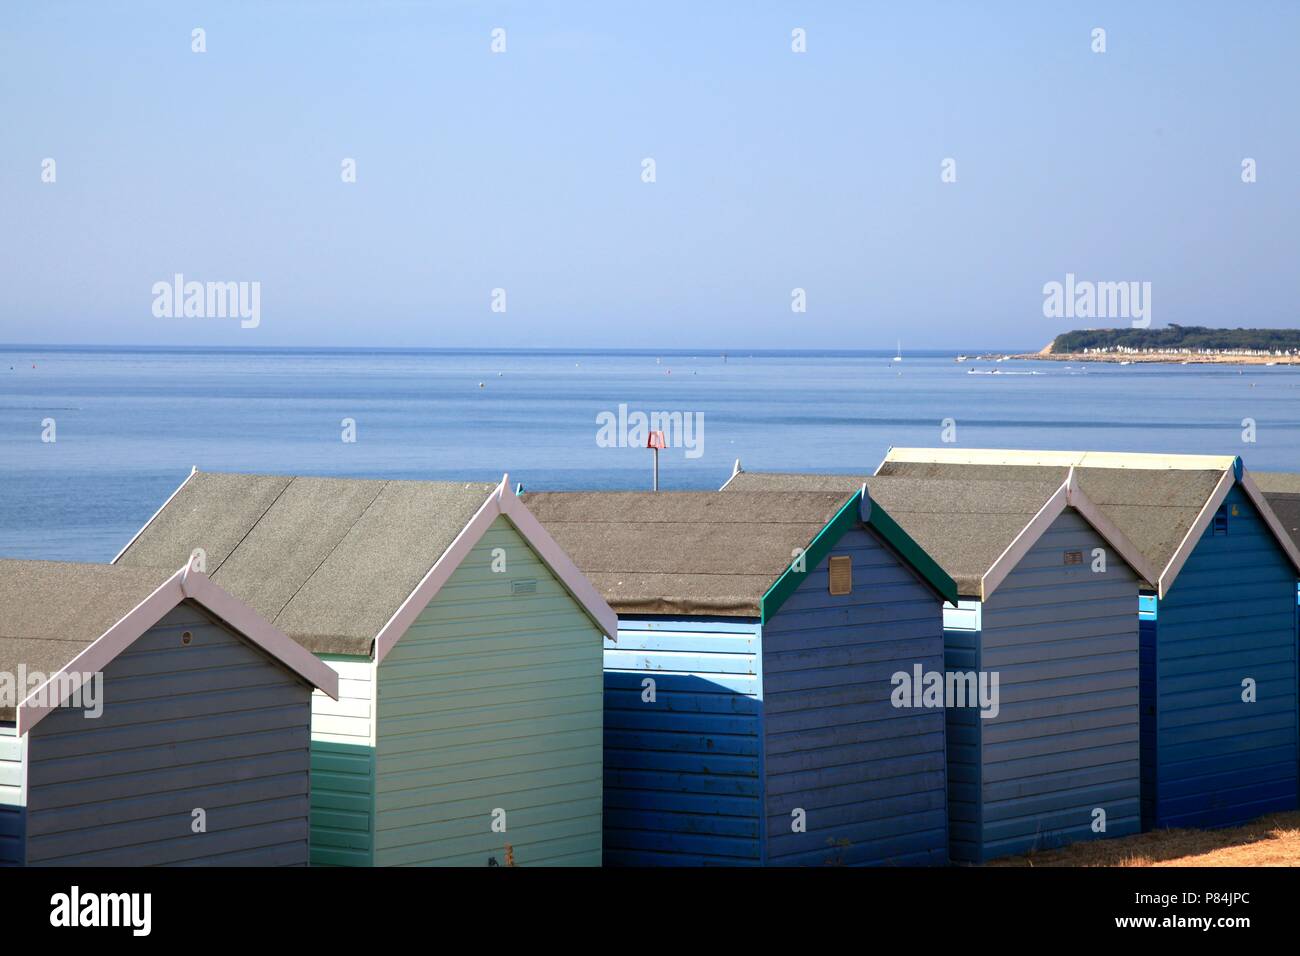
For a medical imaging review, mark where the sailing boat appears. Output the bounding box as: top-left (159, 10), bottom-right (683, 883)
top-left (893, 340), bottom-right (903, 363)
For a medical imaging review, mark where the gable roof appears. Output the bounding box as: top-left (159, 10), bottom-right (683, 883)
top-left (0, 559), bottom-right (339, 732)
top-left (522, 489), bottom-right (957, 617)
top-left (878, 448), bottom-right (1300, 596)
top-left (721, 465), bottom-right (1158, 599)
top-left (115, 470), bottom-right (617, 657)
top-left (1252, 471), bottom-right (1300, 554)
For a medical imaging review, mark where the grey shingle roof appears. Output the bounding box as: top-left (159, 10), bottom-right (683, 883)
top-left (1254, 471), bottom-right (1300, 495)
top-left (724, 472), bottom-right (869, 492)
top-left (521, 490), bottom-right (857, 616)
top-left (875, 461), bottom-right (1224, 580)
top-left (0, 561), bottom-right (176, 721)
top-left (116, 472), bottom-right (497, 656)
top-left (1254, 472), bottom-right (1300, 552)
top-left (722, 471), bottom-right (1063, 596)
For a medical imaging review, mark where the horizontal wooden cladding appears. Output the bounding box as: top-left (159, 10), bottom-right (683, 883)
top-left (382, 652), bottom-right (599, 712)
top-left (0, 724), bottom-right (22, 866)
top-left (762, 525), bottom-right (949, 866)
top-left (378, 733), bottom-right (602, 794)
top-left (604, 618), bottom-right (763, 866)
top-left (310, 660), bottom-right (375, 864)
top-left (26, 728), bottom-right (310, 806)
top-left (30, 816), bottom-right (311, 866)
top-left (372, 516), bottom-right (603, 867)
top-left (969, 510), bottom-right (1141, 861)
top-left (312, 658), bottom-right (372, 745)
top-left (26, 607), bottom-right (311, 866)
top-left (310, 739), bottom-right (374, 866)
top-left (1148, 485), bottom-right (1299, 830)
top-left (26, 790), bottom-right (309, 860)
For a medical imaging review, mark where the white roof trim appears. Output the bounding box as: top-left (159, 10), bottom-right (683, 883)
top-left (977, 474), bottom-right (1162, 600)
top-left (1239, 469), bottom-right (1300, 576)
top-left (111, 466), bottom-right (198, 564)
top-left (372, 474), bottom-right (619, 664)
top-left (884, 447), bottom-right (1239, 472)
top-left (499, 480), bottom-right (620, 641)
top-left (882, 446), bottom-right (1300, 591)
top-left (980, 481), bottom-right (1069, 600)
top-left (1065, 475), bottom-right (1164, 590)
top-left (1156, 467), bottom-right (1235, 598)
top-left (719, 459), bottom-right (743, 490)
top-left (17, 562), bottom-right (338, 736)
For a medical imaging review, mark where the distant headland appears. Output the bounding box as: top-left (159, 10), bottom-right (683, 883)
top-left (1009, 325), bottom-right (1300, 365)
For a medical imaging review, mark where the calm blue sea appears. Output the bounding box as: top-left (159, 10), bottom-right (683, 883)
top-left (4, 345), bottom-right (1300, 562)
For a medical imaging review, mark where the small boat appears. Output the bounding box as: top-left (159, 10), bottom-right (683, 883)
top-left (955, 355), bottom-right (968, 363)
top-left (893, 340), bottom-right (903, 362)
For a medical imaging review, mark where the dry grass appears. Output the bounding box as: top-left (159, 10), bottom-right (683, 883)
top-left (989, 811), bottom-right (1300, 867)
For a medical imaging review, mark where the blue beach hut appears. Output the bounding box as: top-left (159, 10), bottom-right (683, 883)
top-left (524, 488), bottom-right (959, 866)
top-left (724, 466), bottom-right (1158, 862)
top-left (879, 450), bottom-right (1300, 833)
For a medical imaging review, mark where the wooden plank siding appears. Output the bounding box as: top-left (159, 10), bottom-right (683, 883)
top-left (761, 525), bottom-right (948, 866)
top-left (1147, 485), bottom-right (1300, 829)
top-left (603, 617), bottom-right (763, 866)
top-left (961, 509), bottom-right (1142, 862)
top-left (372, 515), bottom-right (604, 866)
top-left (1138, 601), bottom-right (1158, 830)
top-left (943, 603), bottom-right (983, 863)
top-left (0, 723), bottom-right (23, 866)
top-left (309, 657), bottom-right (376, 866)
top-left (23, 602), bottom-right (314, 866)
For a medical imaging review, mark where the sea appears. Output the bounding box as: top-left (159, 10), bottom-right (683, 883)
top-left (3, 345), bottom-right (1300, 562)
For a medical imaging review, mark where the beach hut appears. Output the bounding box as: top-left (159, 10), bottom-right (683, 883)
top-left (523, 487), bottom-right (960, 866)
top-left (724, 465), bottom-right (1158, 863)
top-left (114, 470), bottom-right (616, 867)
top-left (1254, 471), bottom-right (1300, 556)
top-left (0, 559), bottom-right (337, 867)
top-left (877, 449), bottom-right (1300, 832)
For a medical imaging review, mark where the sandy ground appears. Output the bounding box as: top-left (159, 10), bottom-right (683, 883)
top-left (988, 811), bottom-right (1300, 866)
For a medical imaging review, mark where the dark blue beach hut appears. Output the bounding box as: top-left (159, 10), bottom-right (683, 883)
top-left (879, 450), bottom-right (1300, 833)
top-left (724, 466), bottom-right (1158, 863)
top-left (524, 488), bottom-right (959, 866)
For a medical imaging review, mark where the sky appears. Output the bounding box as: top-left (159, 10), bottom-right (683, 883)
top-left (1, 1), bottom-right (1297, 350)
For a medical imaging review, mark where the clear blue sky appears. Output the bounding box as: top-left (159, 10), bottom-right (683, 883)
top-left (1, 1), bottom-right (1296, 349)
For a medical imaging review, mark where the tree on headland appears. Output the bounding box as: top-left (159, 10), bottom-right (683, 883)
top-left (1050, 325), bottom-right (1300, 354)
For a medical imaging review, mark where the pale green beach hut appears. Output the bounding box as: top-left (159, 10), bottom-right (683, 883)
top-left (115, 470), bottom-right (616, 866)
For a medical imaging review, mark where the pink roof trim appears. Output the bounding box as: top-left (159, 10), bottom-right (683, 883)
top-left (17, 562), bottom-right (339, 735)
top-left (373, 474), bottom-right (618, 664)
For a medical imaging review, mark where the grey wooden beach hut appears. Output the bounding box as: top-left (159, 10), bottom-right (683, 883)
top-left (0, 559), bottom-right (337, 867)
top-left (723, 466), bottom-right (1158, 862)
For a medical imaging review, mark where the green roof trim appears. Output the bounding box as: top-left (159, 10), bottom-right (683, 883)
top-left (864, 495), bottom-right (960, 606)
top-left (760, 489), bottom-right (959, 622)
